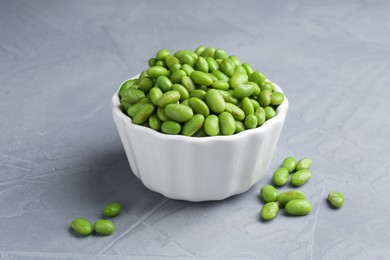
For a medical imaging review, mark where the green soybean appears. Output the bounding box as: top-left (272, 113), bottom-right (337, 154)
top-left (122, 89), bottom-right (146, 104)
top-left (244, 114), bottom-right (257, 129)
top-left (71, 218), bottom-right (92, 236)
top-left (234, 120), bottom-right (245, 133)
top-left (261, 81), bottom-right (275, 91)
top-left (182, 114), bottom-right (205, 136)
top-left (212, 70), bottom-right (229, 82)
top-left (156, 49), bottom-right (171, 61)
top-left (120, 99), bottom-right (132, 112)
top-left (149, 113), bottom-right (162, 131)
top-left (165, 55), bottom-right (180, 69)
top-left (188, 97), bottom-right (210, 117)
top-left (165, 103), bottom-right (193, 122)
top-left (138, 70), bottom-right (148, 80)
top-left (282, 157), bottom-right (297, 173)
top-left (327, 192), bottom-right (344, 208)
top-left (170, 70), bottom-right (187, 84)
top-left (205, 89), bottom-right (226, 114)
top-left (190, 89), bottom-right (206, 100)
top-left (219, 112), bottom-right (235, 135)
top-left (220, 58), bottom-right (235, 77)
top-left (241, 97), bottom-right (254, 116)
top-left (156, 76), bottom-right (172, 92)
top-left (181, 53), bottom-right (195, 67)
top-left (229, 55), bottom-right (241, 66)
top-left (206, 57), bottom-right (219, 72)
top-left (193, 126), bottom-right (207, 137)
top-left (251, 82), bottom-right (261, 96)
top-left (233, 83), bottom-right (255, 99)
top-left (242, 63), bottom-right (254, 76)
top-left (138, 77), bottom-right (154, 93)
top-left (182, 64), bottom-right (195, 76)
top-left (229, 71), bottom-right (248, 89)
top-left (195, 46), bottom-right (206, 56)
top-left (157, 107), bottom-right (170, 121)
top-left (249, 71), bottom-right (266, 87)
top-left (295, 158), bottom-right (312, 171)
top-left (285, 199), bottom-right (312, 216)
top-left (201, 47), bottom-right (215, 57)
top-left (149, 87), bottom-right (163, 106)
top-left (158, 90), bottom-right (181, 107)
top-left (147, 66), bottom-right (169, 79)
top-left (190, 71), bottom-right (213, 86)
top-left (234, 65), bottom-right (247, 74)
top-left (290, 169), bottom-right (312, 186)
top-left (214, 49), bottom-right (228, 59)
top-left (218, 90), bottom-right (238, 104)
top-left (94, 220), bottom-right (115, 235)
top-left (264, 106), bottom-right (276, 120)
top-left (161, 120), bottom-right (181, 134)
top-left (277, 191), bottom-right (306, 207)
top-left (258, 89), bottom-right (272, 107)
top-left (103, 202), bottom-right (122, 218)
top-left (272, 167), bottom-right (289, 186)
top-left (204, 115), bottom-right (219, 136)
top-left (181, 75), bottom-right (196, 92)
top-left (119, 79), bottom-right (137, 98)
top-left (271, 92), bottom-right (284, 105)
top-left (260, 185), bottom-right (278, 203)
top-left (212, 80), bottom-right (229, 90)
top-left (196, 57), bottom-right (209, 73)
top-left (260, 202), bottom-right (279, 221)
top-left (174, 49), bottom-right (197, 60)
top-left (251, 99), bottom-right (260, 110)
top-left (132, 104), bottom-right (155, 124)
top-left (148, 58), bottom-right (157, 67)
top-left (181, 99), bottom-right (189, 106)
top-left (172, 84), bottom-right (189, 101)
top-left (127, 98), bottom-right (150, 117)
top-left (169, 63), bottom-right (182, 74)
top-left (225, 102), bottom-right (245, 121)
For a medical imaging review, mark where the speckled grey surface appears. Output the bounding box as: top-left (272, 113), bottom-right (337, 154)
top-left (1, 0), bottom-right (390, 259)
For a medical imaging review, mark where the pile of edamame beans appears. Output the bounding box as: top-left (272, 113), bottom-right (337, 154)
top-left (118, 46), bottom-right (285, 136)
top-left (259, 157), bottom-right (344, 220)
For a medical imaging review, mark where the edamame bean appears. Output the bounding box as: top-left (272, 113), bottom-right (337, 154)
top-left (264, 106), bottom-right (276, 120)
top-left (165, 103), bottom-right (193, 122)
top-left (204, 115), bottom-right (219, 136)
top-left (201, 47), bottom-right (215, 57)
top-left (132, 103), bottom-right (155, 124)
top-left (290, 169), bottom-right (312, 186)
top-left (181, 99), bottom-right (189, 106)
top-left (214, 49), bottom-right (228, 59)
top-left (193, 126), bottom-right (207, 137)
top-left (156, 60), bottom-right (166, 68)
top-left (149, 113), bottom-right (162, 131)
top-left (156, 76), bottom-right (172, 92)
top-left (127, 98), bottom-right (150, 117)
top-left (196, 57), bottom-right (209, 73)
top-left (258, 89), bottom-right (272, 107)
top-left (260, 202), bottom-right (279, 221)
top-left (295, 158), bottom-right (312, 171)
top-left (225, 102), bottom-right (245, 121)
top-left (121, 99), bottom-right (131, 112)
top-left (190, 89), bottom-right (206, 100)
top-left (119, 79), bottom-right (137, 98)
top-left (94, 220), bottom-right (115, 235)
top-left (229, 71), bottom-right (248, 89)
top-left (233, 83), bottom-right (255, 99)
top-left (277, 191), bottom-right (306, 207)
top-left (242, 63), bottom-right (254, 76)
top-left (182, 64), bottom-right (194, 76)
top-left (272, 167), bottom-right (289, 186)
top-left (261, 81), bottom-right (275, 91)
top-left (122, 89), bottom-right (146, 104)
top-left (161, 120), bottom-right (181, 134)
top-left (234, 120), bottom-right (245, 133)
top-left (148, 58), bottom-right (157, 67)
top-left (219, 112), bottom-right (235, 135)
top-left (244, 114), bottom-right (257, 129)
top-left (138, 70), bottom-right (148, 80)
top-left (174, 50), bottom-right (197, 60)
top-left (249, 71), bottom-right (266, 87)
top-left (255, 107), bottom-right (266, 126)
top-left (181, 76), bottom-right (196, 92)
top-left (158, 90), bottom-right (181, 107)
top-left (172, 84), bottom-right (189, 101)
top-left (234, 65), bottom-right (247, 74)
top-left (218, 90), bottom-right (238, 104)
top-left (156, 49), bottom-right (171, 61)
top-left (206, 57), bottom-right (219, 72)
top-left (259, 185), bottom-right (278, 203)
top-left (282, 157), bottom-right (297, 173)
top-left (147, 66), bottom-right (169, 79)
top-left (149, 87), bottom-right (163, 106)
top-left (103, 202), bottom-right (122, 218)
top-left (229, 55), bottom-right (241, 66)
top-left (169, 63), bottom-right (182, 74)
top-left (182, 114), bottom-right (205, 136)
top-left (188, 97), bottom-right (210, 117)
top-left (205, 89), bottom-right (226, 114)
top-left (71, 218), bottom-right (92, 236)
top-left (157, 107), bottom-right (170, 121)
top-left (241, 97), bottom-right (254, 116)
top-left (165, 55), bottom-right (180, 69)
top-left (195, 46), bottom-right (206, 56)
top-left (208, 72), bottom-right (218, 82)
top-left (170, 70), bottom-right (187, 84)
top-left (220, 58), bottom-right (235, 77)
top-left (190, 71), bottom-right (213, 86)
top-left (251, 99), bottom-right (260, 110)
top-left (181, 53), bottom-right (195, 67)
top-left (138, 77), bottom-right (154, 93)
top-left (327, 192), bottom-right (344, 208)
top-left (212, 70), bottom-right (229, 82)
top-left (285, 199), bottom-right (312, 216)
top-left (271, 91), bottom-right (284, 105)
top-left (212, 80), bottom-right (229, 90)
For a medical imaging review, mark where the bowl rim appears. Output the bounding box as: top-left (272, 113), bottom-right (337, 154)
top-left (112, 76), bottom-right (289, 143)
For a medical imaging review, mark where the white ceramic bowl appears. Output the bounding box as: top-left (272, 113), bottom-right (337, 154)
top-left (112, 77), bottom-right (288, 201)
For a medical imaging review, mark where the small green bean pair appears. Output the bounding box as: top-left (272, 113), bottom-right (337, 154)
top-left (272, 157), bottom-right (313, 187)
top-left (71, 202), bottom-right (122, 236)
top-left (259, 187), bottom-right (312, 220)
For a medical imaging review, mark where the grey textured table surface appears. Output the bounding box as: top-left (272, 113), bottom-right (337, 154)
top-left (1, 0), bottom-right (390, 259)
